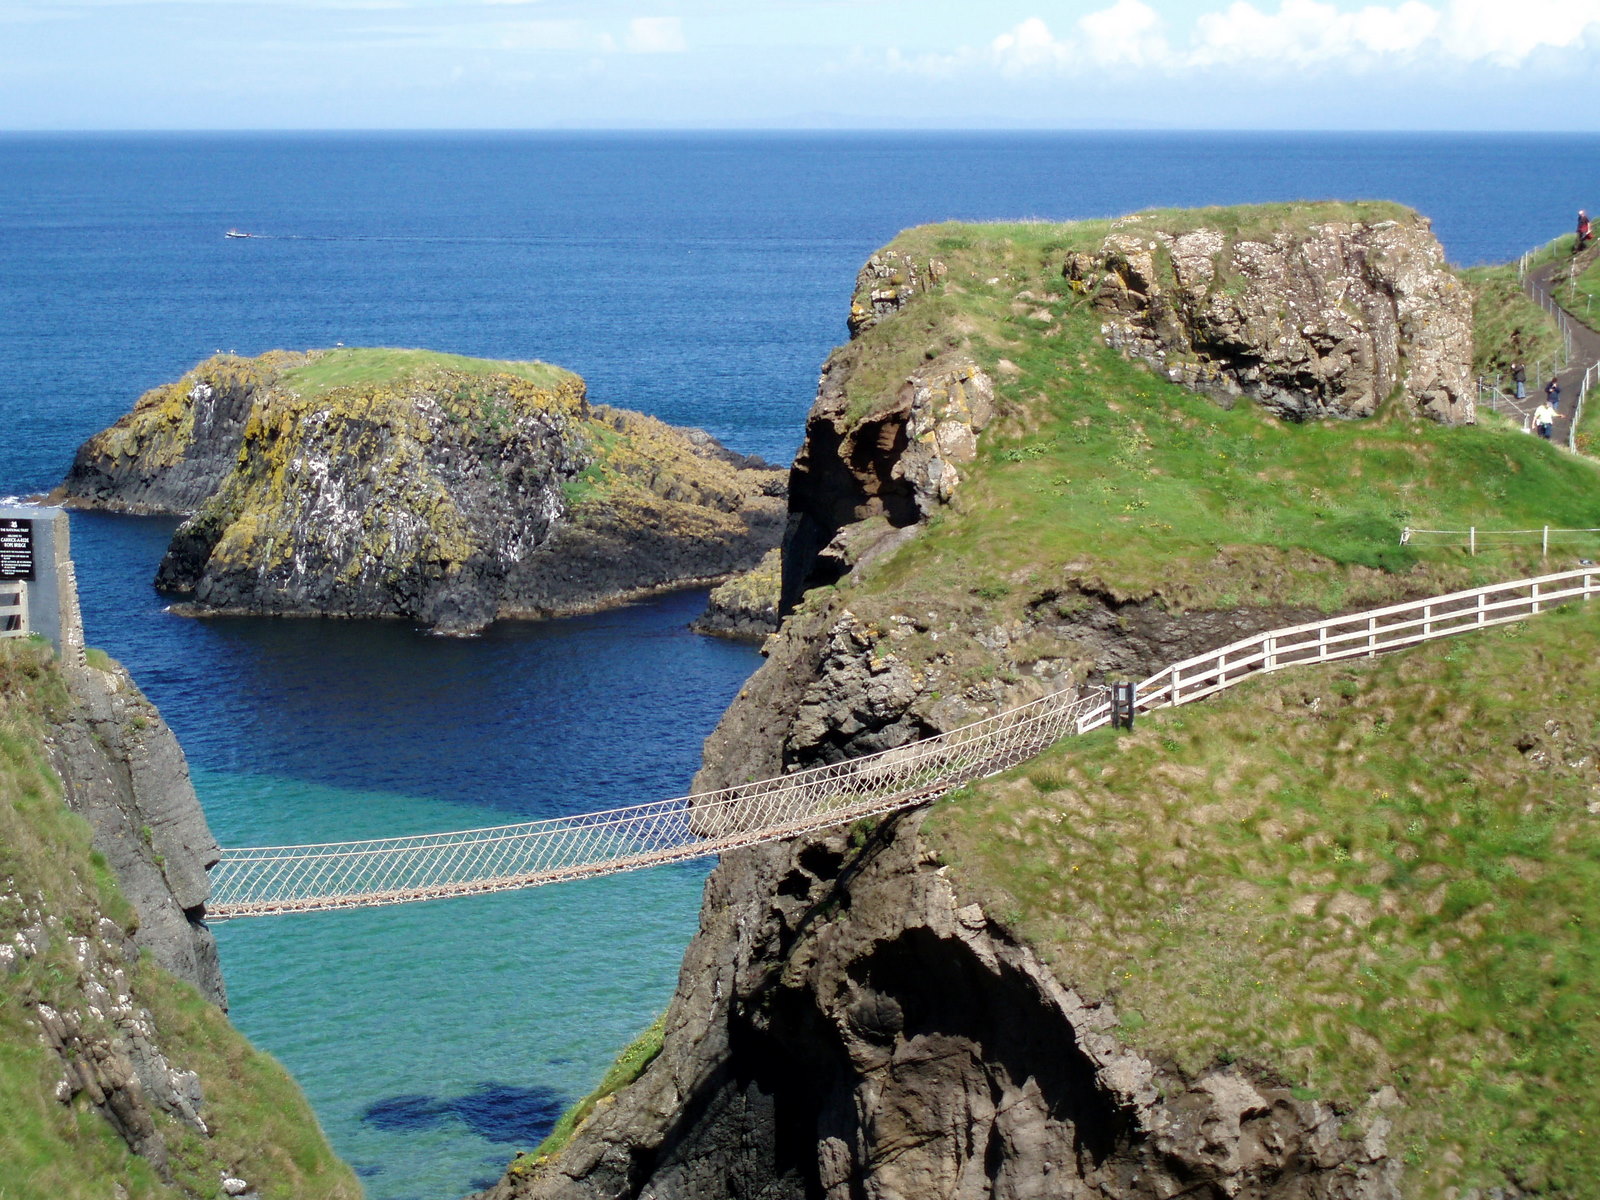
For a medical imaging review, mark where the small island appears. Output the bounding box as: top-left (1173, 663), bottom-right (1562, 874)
top-left (53, 348), bottom-right (786, 634)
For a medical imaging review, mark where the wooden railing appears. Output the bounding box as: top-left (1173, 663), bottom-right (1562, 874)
top-left (0, 581), bottom-right (26, 639)
top-left (1135, 568), bottom-right (1598, 710)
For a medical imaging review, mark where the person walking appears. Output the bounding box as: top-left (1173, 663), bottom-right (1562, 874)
top-left (1579, 210), bottom-right (1592, 253)
top-left (1513, 361), bottom-right (1527, 400)
top-left (1533, 398), bottom-right (1557, 440)
top-left (1546, 377), bottom-right (1562, 411)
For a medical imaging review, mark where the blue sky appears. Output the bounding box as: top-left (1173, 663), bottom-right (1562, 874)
top-left (3, 0), bottom-right (1598, 130)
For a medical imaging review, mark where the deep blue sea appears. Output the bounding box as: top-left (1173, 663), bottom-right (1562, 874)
top-left (3, 132), bottom-right (1598, 1199)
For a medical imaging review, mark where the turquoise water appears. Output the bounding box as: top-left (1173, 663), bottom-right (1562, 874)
top-left (6, 132), bottom-right (1599, 1199)
top-left (209, 772), bottom-right (708, 1197)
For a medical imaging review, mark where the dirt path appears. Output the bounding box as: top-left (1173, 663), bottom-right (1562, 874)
top-left (1525, 243), bottom-right (1600, 448)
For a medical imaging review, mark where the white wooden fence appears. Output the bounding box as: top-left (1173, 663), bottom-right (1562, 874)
top-left (0, 581), bottom-right (26, 639)
top-left (1134, 567), bottom-right (1598, 710)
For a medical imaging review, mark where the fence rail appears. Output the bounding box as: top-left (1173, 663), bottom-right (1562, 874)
top-left (0, 581), bottom-right (26, 639)
top-left (1135, 568), bottom-right (1598, 710)
top-left (209, 567), bottom-right (1600, 920)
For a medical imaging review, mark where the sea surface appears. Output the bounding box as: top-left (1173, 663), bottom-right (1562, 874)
top-left (3, 131), bottom-right (1598, 1199)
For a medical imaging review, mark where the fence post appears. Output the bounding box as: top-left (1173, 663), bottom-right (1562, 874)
top-left (1423, 604), bottom-right (1432, 637)
top-left (1544, 526), bottom-right (1550, 558)
top-left (1266, 635), bottom-right (1276, 670)
top-left (1368, 616), bottom-right (1377, 657)
top-left (1470, 527), bottom-right (1476, 556)
top-left (1477, 593), bottom-right (1486, 626)
top-left (1532, 582), bottom-right (1541, 614)
top-left (1319, 625), bottom-right (1328, 661)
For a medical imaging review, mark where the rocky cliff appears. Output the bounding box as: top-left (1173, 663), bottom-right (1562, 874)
top-left (55, 349), bottom-right (785, 635)
top-left (0, 526), bottom-right (356, 1197)
top-left (471, 204), bottom-right (1600, 1200)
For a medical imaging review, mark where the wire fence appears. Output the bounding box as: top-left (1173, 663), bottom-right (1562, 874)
top-left (1402, 526), bottom-right (1600, 556)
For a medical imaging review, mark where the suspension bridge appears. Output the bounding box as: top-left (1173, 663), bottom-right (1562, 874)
top-left (207, 567), bottom-right (1600, 920)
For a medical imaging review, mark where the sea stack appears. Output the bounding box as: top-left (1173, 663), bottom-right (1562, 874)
top-left (53, 348), bottom-right (786, 634)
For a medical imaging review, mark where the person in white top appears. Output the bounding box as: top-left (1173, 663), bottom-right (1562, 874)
top-left (1532, 400), bottom-right (1557, 440)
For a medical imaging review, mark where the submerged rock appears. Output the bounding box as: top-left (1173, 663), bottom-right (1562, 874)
top-left (54, 349), bottom-right (786, 634)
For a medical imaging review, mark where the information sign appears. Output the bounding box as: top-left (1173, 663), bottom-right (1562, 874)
top-left (0, 519), bottom-right (35, 581)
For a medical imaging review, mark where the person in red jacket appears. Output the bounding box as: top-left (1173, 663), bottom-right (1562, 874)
top-left (1580, 210), bottom-right (1592, 252)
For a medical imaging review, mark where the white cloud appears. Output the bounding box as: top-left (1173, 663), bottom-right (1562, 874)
top-left (1437, 0), bottom-right (1600, 65)
top-left (625, 16), bottom-right (686, 54)
top-left (1078, 0), bottom-right (1171, 67)
top-left (973, 0), bottom-right (1600, 78)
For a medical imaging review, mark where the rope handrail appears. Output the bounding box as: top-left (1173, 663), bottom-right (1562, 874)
top-left (208, 566), bottom-right (1600, 919)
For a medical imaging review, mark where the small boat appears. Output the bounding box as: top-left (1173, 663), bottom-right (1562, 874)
top-left (225, 228), bottom-right (253, 239)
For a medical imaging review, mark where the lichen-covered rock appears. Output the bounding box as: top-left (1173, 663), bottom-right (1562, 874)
top-left (1064, 209), bottom-right (1474, 424)
top-left (54, 352), bottom-right (305, 514)
top-left (691, 547), bottom-right (781, 639)
top-left (55, 349), bottom-right (785, 635)
top-left (848, 249), bottom-right (947, 338)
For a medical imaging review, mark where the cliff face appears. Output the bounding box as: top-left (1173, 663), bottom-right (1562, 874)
top-left (1, 643), bottom-right (355, 1199)
top-left (55, 349), bottom-right (785, 635)
top-left (49, 653), bottom-right (226, 1007)
top-left (481, 818), bottom-right (1397, 1200)
top-left (1063, 209), bottom-right (1473, 425)
top-left (55, 353), bottom-right (298, 515)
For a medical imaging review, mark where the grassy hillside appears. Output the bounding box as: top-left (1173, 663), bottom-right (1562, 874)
top-left (929, 599), bottom-right (1600, 1198)
top-left (1459, 259), bottom-right (1567, 381)
top-left (0, 641), bottom-right (359, 1200)
top-left (826, 209), bottom-right (1600, 637)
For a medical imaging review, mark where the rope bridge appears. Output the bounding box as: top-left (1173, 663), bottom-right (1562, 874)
top-left (208, 566), bottom-right (1600, 920)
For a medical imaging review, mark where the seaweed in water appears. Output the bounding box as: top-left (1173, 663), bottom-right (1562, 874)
top-left (361, 1083), bottom-right (569, 1145)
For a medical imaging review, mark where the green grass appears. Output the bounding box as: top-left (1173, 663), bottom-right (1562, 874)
top-left (510, 1014), bottom-right (666, 1175)
top-left (1566, 254), bottom-right (1600, 334)
top-left (823, 213), bottom-right (1600, 641)
top-left (927, 601), bottom-right (1600, 1199)
top-left (0, 642), bottom-right (359, 1200)
top-left (1459, 261), bottom-right (1566, 380)
top-left (279, 346), bottom-right (572, 397)
top-left (1103, 199), bottom-right (1413, 242)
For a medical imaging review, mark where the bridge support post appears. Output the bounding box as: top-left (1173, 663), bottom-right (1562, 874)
top-left (1112, 681), bottom-right (1136, 730)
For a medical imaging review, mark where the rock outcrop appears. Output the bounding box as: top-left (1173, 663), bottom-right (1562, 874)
top-left (784, 351), bottom-right (993, 612)
top-left (54, 349), bottom-right (786, 635)
top-left (50, 653), bottom-right (226, 1007)
top-left (690, 547), bottom-right (781, 640)
top-left (1063, 208), bottom-right (1474, 424)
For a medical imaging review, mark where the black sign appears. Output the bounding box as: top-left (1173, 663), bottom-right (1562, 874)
top-left (0, 519), bottom-right (35, 581)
